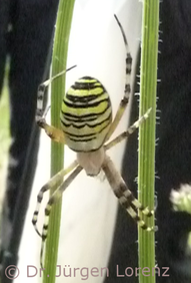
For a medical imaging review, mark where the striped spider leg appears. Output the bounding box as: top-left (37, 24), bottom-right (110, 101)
top-left (36, 65), bottom-right (76, 143)
top-left (32, 14), bottom-right (155, 268)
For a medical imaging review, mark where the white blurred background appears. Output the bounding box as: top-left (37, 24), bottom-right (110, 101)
top-left (17, 0), bottom-right (142, 282)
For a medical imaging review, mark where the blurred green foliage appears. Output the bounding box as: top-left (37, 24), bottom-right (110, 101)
top-left (0, 66), bottom-right (10, 170)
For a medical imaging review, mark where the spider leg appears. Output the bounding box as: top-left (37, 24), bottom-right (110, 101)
top-left (36, 65), bottom-right (77, 120)
top-left (102, 154), bottom-right (155, 231)
top-left (40, 164), bottom-right (82, 268)
top-left (37, 117), bottom-right (66, 143)
top-left (36, 65), bottom-right (76, 143)
top-left (106, 15), bottom-right (132, 141)
top-left (105, 108), bottom-right (151, 151)
top-left (32, 160), bottom-right (78, 236)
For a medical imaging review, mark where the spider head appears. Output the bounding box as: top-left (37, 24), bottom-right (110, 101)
top-left (77, 147), bottom-right (105, 176)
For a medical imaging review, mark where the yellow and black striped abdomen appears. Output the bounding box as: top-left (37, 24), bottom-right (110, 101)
top-left (60, 76), bottom-right (112, 152)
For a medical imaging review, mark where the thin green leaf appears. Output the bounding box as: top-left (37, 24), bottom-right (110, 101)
top-left (43, 1), bottom-right (76, 282)
top-left (138, 1), bottom-right (159, 282)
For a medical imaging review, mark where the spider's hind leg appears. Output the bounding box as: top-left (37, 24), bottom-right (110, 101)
top-left (106, 15), bottom-right (132, 141)
top-left (36, 82), bottom-right (65, 143)
top-left (37, 117), bottom-right (65, 143)
top-left (105, 108), bottom-right (151, 151)
top-left (36, 65), bottom-right (76, 143)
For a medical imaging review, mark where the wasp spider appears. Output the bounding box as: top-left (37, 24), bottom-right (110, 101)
top-left (32, 15), bottom-right (155, 268)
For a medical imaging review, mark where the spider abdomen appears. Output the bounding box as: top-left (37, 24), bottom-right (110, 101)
top-left (60, 76), bottom-right (112, 152)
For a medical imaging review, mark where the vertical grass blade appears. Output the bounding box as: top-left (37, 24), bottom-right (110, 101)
top-left (43, 1), bottom-right (76, 282)
top-left (138, 1), bottom-right (160, 282)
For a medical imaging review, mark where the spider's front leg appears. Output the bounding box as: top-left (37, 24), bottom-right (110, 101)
top-left (32, 160), bottom-right (78, 236)
top-left (102, 154), bottom-right (155, 232)
top-left (38, 165), bottom-right (82, 268)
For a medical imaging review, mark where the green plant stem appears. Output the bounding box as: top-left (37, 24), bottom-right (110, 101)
top-left (43, 1), bottom-right (76, 282)
top-left (138, 1), bottom-right (159, 282)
